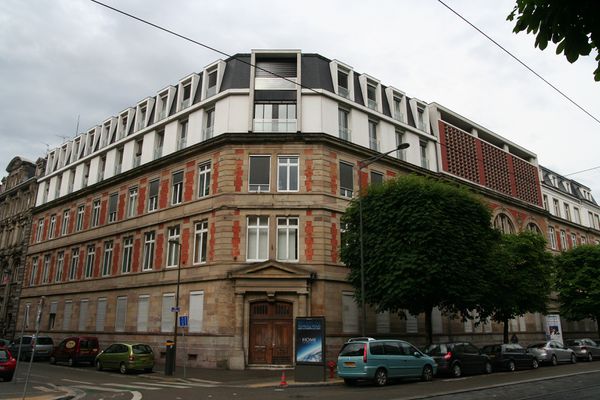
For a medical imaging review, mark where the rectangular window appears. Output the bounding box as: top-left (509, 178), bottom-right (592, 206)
top-left (91, 199), bottom-right (100, 227)
top-left (78, 299), bottom-right (88, 331)
top-left (204, 109), bottom-right (215, 140)
top-left (571, 233), bottom-right (577, 248)
top-left (127, 187), bottom-right (138, 218)
top-left (148, 179), bottom-right (159, 212)
top-left (553, 199), bottom-right (561, 217)
top-left (564, 204), bottom-right (571, 221)
top-left (189, 291), bottom-right (204, 333)
top-left (393, 96), bottom-right (404, 121)
top-left (143, 231), bottom-right (155, 271)
top-left (134, 139), bottom-right (143, 167)
top-left (171, 171), bottom-right (184, 205)
top-left (161, 293), bottom-right (175, 332)
top-left (249, 156), bottom-right (270, 192)
top-left (595, 214), bottom-right (600, 230)
top-left (181, 84), bottom-right (191, 109)
top-left (115, 296), bottom-right (127, 332)
top-left (581, 236), bottom-right (587, 245)
top-left (108, 193), bottom-right (118, 223)
top-left (339, 162), bottom-right (354, 197)
top-left (96, 298), bottom-right (107, 331)
top-left (254, 103), bottom-right (297, 132)
top-left (543, 195), bottom-right (549, 211)
top-left (548, 227), bottom-right (557, 250)
top-left (42, 254), bottom-right (50, 283)
top-left (198, 162), bottom-right (211, 198)
top-left (48, 215), bottom-right (56, 239)
top-left (376, 312), bottom-right (390, 334)
top-left (177, 121), bottom-right (187, 150)
top-left (277, 156), bottom-right (299, 192)
top-left (155, 131), bottom-right (164, 159)
top-left (102, 241), bottom-right (113, 276)
top-left (167, 225), bottom-right (180, 268)
top-left (342, 292), bottom-right (359, 333)
top-left (338, 69), bottom-right (349, 97)
top-left (137, 295), bottom-right (149, 332)
top-left (395, 130), bottom-right (406, 161)
top-left (122, 236), bottom-right (133, 274)
top-left (370, 171), bottom-right (384, 185)
top-left (247, 216), bottom-right (269, 261)
top-left (420, 141), bottom-right (429, 169)
top-left (63, 300), bottom-right (73, 331)
top-left (207, 69), bottom-right (218, 97)
top-left (84, 245), bottom-right (95, 278)
top-left (36, 218), bottom-right (44, 242)
top-left (55, 251), bottom-right (64, 282)
top-left (48, 301), bottom-right (57, 330)
top-left (560, 230), bottom-right (567, 250)
top-left (276, 217), bottom-right (298, 262)
top-left (193, 220), bottom-right (208, 265)
top-left (366, 83), bottom-right (377, 110)
top-left (368, 120), bottom-right (379, 151)
top-left (338, 108), bottom-right (350, 141)
top-left (406, 312), bottom-right (418, 333)
top-left (76, 205), bottom-right (85, 231)
top-left (574, 207), bottom-right (581, 224)
top-left (69, 248), bottom-right (79, 281)
top-left (417, 108), bottom-right (426, 131)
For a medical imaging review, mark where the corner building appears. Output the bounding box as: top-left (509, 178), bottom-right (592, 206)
top-left (21, 50), bottom-right (599, 369)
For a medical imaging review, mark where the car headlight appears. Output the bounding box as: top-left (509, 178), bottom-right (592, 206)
top-left (581, 349), bottom-right (587, 353)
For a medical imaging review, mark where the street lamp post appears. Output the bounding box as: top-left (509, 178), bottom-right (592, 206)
top-left (166, 239), bottom-right (182, 376)
top-left (357, 143), bottom-right (410, 336)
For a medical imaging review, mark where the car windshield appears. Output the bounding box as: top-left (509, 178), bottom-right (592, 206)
top-left (0, 349), bottom-right (9, 361)
top-left (566, 340), bottom-right (581, 346)
top-left (425, 344), bottom-right (448, 355)
top-left (339, 342), bottom-right (364, 357)
top-left (16, 337), bottom-right (32, 345)
top-left (528, 343), bottom-right (546, 349)
top-left (36, 337), bottom-right (53, 345)
top-left (132, 344), bottom-right (153, 354)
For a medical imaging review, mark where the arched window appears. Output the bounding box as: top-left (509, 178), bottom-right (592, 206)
top-left (526, 222), bottom-right (542, 234)
top-left (493, 213), bottom-right (515, 234)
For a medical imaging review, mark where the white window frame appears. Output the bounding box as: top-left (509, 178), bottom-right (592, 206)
top-left (560, 230), bottom-right (567, 250)
top-left (61, 209), bottom-right (70, 236)
top-left (108, 193), bottom-right (118, 223)
top-left (246, 216), bottom-right (269, 262)
top-left (137, 295), bottom-right (149, 332)
top-left (42, 254), bottom-right (50, 283)
top-left (198, 162), bottom-right (211, 198)
top-left (122, 236), bottom-right (133, 274)
top-left (548, 227), bottom-right (557, 250)
top-left (55, 251), bottom-right (64, 282)
top-left (166, 225), bottom-right (180, 268)
top-left (193, 220), bottom-right (208, 265)
top-left (249, 155), bottom-right (271, 192)
top-left (76, 205), bottom-right (85, 231)
top-left (189, 291), bottom-right (204, 333)
top-left (171, 171), bottom-right (184, 205)
top-left (48, 214), bottom-right (56, 239)
top-left (127, 187), bottom-right (138, 218)
top-left (143, 231), bottom-right (155, 271)
top-left (36, 218), bottom-right (44, 242)
top-left (84, 245), bottom-right (95, 278)
top-left (91, 199), bottom-right (100, 227)
top-left (115, 296), bottom-right (127, 332)
top-left (102, 241), bottom-right (113, 276)
top-left (276, 217), bottom-right (299, 262)
top-left (277, 156), bottom-right (299, 192)
top-left (148, 179), bottom-right (159, 212)
top-left (339, 162), bottom-right (354, 198)
top-left (68, 248), bottom-right (79, 281)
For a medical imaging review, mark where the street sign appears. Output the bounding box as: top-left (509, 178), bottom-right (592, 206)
top-left (179, 315), bottom-right (189, 328)
top-left (171, 306), bottom-right (180, 313)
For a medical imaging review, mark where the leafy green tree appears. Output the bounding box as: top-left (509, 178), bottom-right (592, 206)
top-left (555, 245), bottom-right (600, 334)
top-left (340, 175), bottom-right (499, 345)
top-left (479, 231), bottom-right (553, 344)
top-left (508, 0), bottom-right (600, 81)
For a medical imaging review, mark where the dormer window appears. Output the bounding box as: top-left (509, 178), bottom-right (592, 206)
top-left (119, 115), bottom-right (128, 139)
top-left (417, 108), bottom-right (426, 131)
top-left (72, 139), bottom-right (80, 163)
top-left (134, 139), bottom-right (143, 167)
top-left (181, 82), bottom-right (192, 109)
top-left (393, 96), bottom-right (404, 122)
top-left (338, 69), bottom-right (349, 98)
top-left (158, 93), bottom-right (168, 120)
top-left (206, 69), bottom-right (217, 97)
top-left (138, 106), bottom-right (147, 130)
top-left (367, 83), bottom-right (377, 110)
top-left (103, 123), bottom-right (111, 147)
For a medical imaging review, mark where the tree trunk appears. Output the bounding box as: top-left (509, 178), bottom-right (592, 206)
top-left (596, 315), bottom-right (600, 337)
top-left (503, 318), bottom-right (509, 344)
top-left (425, 307), bottom-right (433, 346)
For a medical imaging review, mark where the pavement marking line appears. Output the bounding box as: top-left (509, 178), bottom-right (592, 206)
top-left (187, 378), bottom-right (221, 384)
top-left (73, 385), bottom-right (127, 392)
top-left (101, 383), bottom-right (161, 390)
top-left (33, 386), bottom-right (55, 392)
top-left (174, 382), bottom-right (217, 388)
top-left (62, 378), bottom-right (94, 385)
top-left (131, 381), bottom-right (193, 389)
top-left (131, 391), bottom-right (143, 400)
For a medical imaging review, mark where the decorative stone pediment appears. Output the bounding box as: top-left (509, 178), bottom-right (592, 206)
top-left (227, 260), bottom-right (316, 295)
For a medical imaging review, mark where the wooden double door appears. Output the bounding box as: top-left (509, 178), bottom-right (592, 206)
top-left (249, 301), bottom-right (293, 365)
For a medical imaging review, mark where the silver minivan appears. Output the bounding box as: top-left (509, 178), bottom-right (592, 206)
top-left (9, 336), bottom-right (54, 361)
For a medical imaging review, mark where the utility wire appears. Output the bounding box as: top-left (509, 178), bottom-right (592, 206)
top-left (89, 0), bottom-right (320, 95)
top-left (437, 0), bottom-right (600, 126)
top-left (565, 165), bottom-right (600, 177)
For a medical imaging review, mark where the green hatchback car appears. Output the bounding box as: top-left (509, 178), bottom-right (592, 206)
top-left (95, 343), bottom-right (154, 374)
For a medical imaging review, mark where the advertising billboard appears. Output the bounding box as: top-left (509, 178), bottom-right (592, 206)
top-left (295, 317), bottom-right (325, 365)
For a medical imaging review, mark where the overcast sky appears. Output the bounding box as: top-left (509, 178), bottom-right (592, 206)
top-left (1, 0), bottom-right (599, 193)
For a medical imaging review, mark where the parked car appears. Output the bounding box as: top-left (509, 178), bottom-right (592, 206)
top-left (0, 339), bottom-right (10, 347)
top-left (527, 341), bottom-right (576, 365)
top-left (337, 339), bottom-right (437, 386)
top-left (480, 343), bottom-right (539, 371)
top-left (0, 347), bottom-right (17, 382)
top-left (565, 338), bottom-right (600, 362)
top-left (8, 336), bottom-right (54, 361)
top-left (50, 336), bottom-right (100, 366)
top-left (424, 342), bottom-right (492, 378)
top-left (95, 343), bottom-right (154, 374)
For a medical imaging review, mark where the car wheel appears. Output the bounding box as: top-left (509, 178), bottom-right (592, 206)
top-left (571, 354), bottom-right (577, 364)
top-left (452, 363), bottom-right (462, 378)
top-left (532, 359), bottom-right (539, 369)
top-left (374, 368), bottom-right (387, 386)
top-left (507, 360), bottom-right (516, 372)
top-left (587, 353), bottom-right (593, 362)
top-left (49, 356), bottom-right (56, 365)
top-left (5, 373), bottom-right (14, 382)
top-left (551, 355), bottom-right (558, 366)
top-left (343, 378), bottom-right (357, 386)
top-left (484, 361), bottom-right (492, 374)
top-left (119, 362), bottom-right (128, 375)
top-left (95, 360), bottom-right (103, 371)
top-left (421, 365), bottom-right (433, 382)
top-left (144, 367), bottom-right (153, 373)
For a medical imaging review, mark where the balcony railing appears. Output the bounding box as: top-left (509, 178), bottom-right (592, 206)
top-left (253, 119), bottom-right (297, 133)
top-left (367, 99), bottom-right (378, 110)
top-left (339, 127), bottom-right (351, 141)
top-left (338, 86), bottom-right (350, 99)
top-left (203, 126), bottom-right (214, 141)
top-left (180, 98), bottom-right (190, 110)
top-left (393, 111), bottom-right (405, 122)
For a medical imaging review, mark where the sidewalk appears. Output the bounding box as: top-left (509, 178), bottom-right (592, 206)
top-left (1, 377), bottom-right (76, 400)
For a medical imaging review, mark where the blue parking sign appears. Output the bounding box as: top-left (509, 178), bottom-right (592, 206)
top-left (179, 315), bottom-right (189, 328)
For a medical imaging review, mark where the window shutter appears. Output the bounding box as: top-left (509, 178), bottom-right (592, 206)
top-left (376, 311), bottom-right (390, 334)
top-left (78, 300), bottom-right (88, 331)
top-left (161, 294), bottom-right (175, 332)
top-left (115, 296), bottom-right (127, 332)
top-left (96, 298), bottom-right (107, 331)
top-left (432, 307), bottom-right (443, 334)
top-left (342, 293), bottom-right (359, 333)
top-left (63, 301), bottom-right (73, 330)
top-left (255, 60), bottom-right (297, 78)
top-left (406, 312), bottom-right (418, 333)
top-left (189, 291), bottom-right (204, 333)
top-left (137, 295), bottom-right (149, 332)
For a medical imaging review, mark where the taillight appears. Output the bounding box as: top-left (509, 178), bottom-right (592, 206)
top-left (443, 352), bottom-right (452, 360)
top-left (129, 354), bottom-right (135, 361)
top-left (363, 344), bottom-right (368, 363)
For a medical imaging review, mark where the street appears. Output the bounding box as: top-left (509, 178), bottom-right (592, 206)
top-left (1, 361), bottom-right (600, 400)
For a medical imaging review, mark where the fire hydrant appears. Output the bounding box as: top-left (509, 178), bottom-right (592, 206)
top-left (327, 360), bottom-right (337, 379)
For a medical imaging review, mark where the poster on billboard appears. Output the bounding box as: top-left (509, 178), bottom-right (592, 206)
top-left (295, 317), bottom-right (325, 365)
top-left (545, 314), bottom-right (563, 344)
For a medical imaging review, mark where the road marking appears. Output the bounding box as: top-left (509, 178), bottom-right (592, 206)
top-left (131, 381), bottom-right (193, 389)
top-left (131, 391), bottom-right (142, 400)
top-left (72, 385), bottom-right (126, 392)
top-left (33, 386), bottom-right (54, 392)
top-left (101, 383), bottom-right (161, 390)
top-left (188, 378), bottom-right (221, 384)
top-left (62, 378), bottom-right (94, 385)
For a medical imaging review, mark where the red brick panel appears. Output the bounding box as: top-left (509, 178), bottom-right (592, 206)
top-left (63, 253), bottom-right (70, 282)
top-left (77, 248), bottom-right (85, 281)
top-left (209, 221), bottom-right (216, 262)
top-left (386, 170), bottom-right (396, 178)
top-left (212, 154), bottom-right (220, 194)
top-left (113, 242), bottom-right (121, 275)
top-left (481, 141), bottom-right (512, 197)
top-left (234, 159), bottom-right (243, 192)
top-left (184, 168), bottom-right (195, 202)
top-left (100, 198), bottom-right (107, 226)
top-left (232, 220), bottom-right (241, 259)
top-left (132, 238), bottom-right (141, 273)
top-left (181, 227), bottom-right (190, 266)
top-left (159, 179), bottom-right (169, 209)
top-left (155, 233), bottom-right (164, 270)
top-left (93, 245), bottom-right (101, 277)
top-left (30, 222), bottom-right (36, 244)
top-left (117, 192), bottom-right (126, 220)
top-left (304, 159), bottom-right (313, 192)
top-left (513, 157), bottom-right (543, 207)
top-left (83, 200), bottom-right (91, 230)
top-left (56, 215), bottom-right (63, 239)
top-left (304, 220), bottom-right (314, 262)
top-left (359, 170), bottom-right (368, 194)
top-left (42, 215), bottom-right (48, 241)
top-left (68, 209), bottom-right (76, 234)
top-left (330, 222), bottom-right (338, 263)
top-left (330, 158), bottom-right (338, 195)
top-left (137, 185), bottom-right (147, 215)
top-left (440, 122), bottom-right (480, 184)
